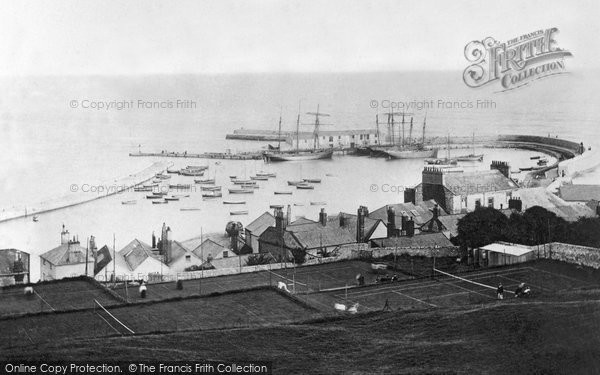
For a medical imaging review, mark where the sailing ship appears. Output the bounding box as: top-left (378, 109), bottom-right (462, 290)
top-left (263, 105), bottom-right (334, 162)
top-left (384, 115), bottom-right (437, 159)
top-left (455, 133), bottom-right (484, 162)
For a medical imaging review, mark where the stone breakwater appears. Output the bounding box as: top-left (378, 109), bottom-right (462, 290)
top-left (0, 161), bottom-right (171, 223)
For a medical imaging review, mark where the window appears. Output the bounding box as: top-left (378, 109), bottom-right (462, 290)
top-left (487, 197), bottom-right (494, 208)
top-left (338, 136), bottom-right (341, 140)
top-left (185, 255), bottom-right (191, 262)
top-left (223, 251), bottom-right (229, 258)
top-left (329, 136), bottom-right (334, 142)
top-left (475, 199), bottom-right (481, 208)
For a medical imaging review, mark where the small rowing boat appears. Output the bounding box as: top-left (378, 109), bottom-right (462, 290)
top-left (250, 175), bottom-right (269, 181)
top-left (121, 200), bottom-right (137, 205)
top-left (296, 183), bottom-right (314, 190)
top-left (223, 201), bottom-right (246, 205)
top-left (195, 178), bottom-right (215, 184)
top-left (530, 155), bottom-right (541, 160)
top-left (172, 194), bottom-right (190, 198)
top-left (232, 179), bottom-right (255, 185)
top-left (310, 201), bottom-right (327, 206)
top-left (274, 191), bottom-right (292, 195)
top-left (287, 180), bottom-right (304, 186)
top-left (169, 184), bottom-right (191, 189)
top-left (202, 192), bottom-right (223, 198)
top-left (228, 188), bottom-right (254, 194)
top-left (146, 195), bottom-right (163, 199)
top-left (201, 186), bottom-right (222, 191)
top-left (164, 197), bottom-right (180, 201)
top-left (303, 178), bottom-right (321, 183)
top-left (256, 171), bottom-right (277, 178)
top-left (152, 200), bottom-right (168, 204)
top-left (180, 207), bottom-right (201, 211)
top-left (241, 184), bottom-right (259, 189)
top-left (230, 210), bottom-right (248, 215)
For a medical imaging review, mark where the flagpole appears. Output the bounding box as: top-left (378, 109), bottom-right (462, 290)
top-left (85, 237), bottom-right (89, 277)
top-left (113, 233), bottom-right (116, 286)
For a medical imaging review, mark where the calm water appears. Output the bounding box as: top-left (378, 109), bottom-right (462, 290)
top-left (1, 71), bottom-right (599, 280)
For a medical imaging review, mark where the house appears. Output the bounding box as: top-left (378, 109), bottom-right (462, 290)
top-left (405, 161), bottom-right (519, 214)
top-left (191, 234), bottom-right (235, 261)
top-left (96, 223), bottom-right (202, 281)
top-left (0, 249), bottom-right (30, 286)
top-left (259, 207), bottom-right (374, 262)
top-left (370, 200), bottom-right (447, 235)
top-left (40, 225), bottom-right (95, 281)
top-left (287, 129), bottom-right (380, 148)
top-left (558, 184), bottom-right (600, 204)
top-left (477, 242), bottom-right (536, 267)
top-left (245, 211), bottom-right (275, 253)
top-left (372, 232), bottom-right (454, 249)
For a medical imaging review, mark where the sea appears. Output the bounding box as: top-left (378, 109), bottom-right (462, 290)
top-left (1, 70), bottom-right (599, 281)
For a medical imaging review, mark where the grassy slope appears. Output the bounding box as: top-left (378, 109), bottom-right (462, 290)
top-left (4, 299), bottom-right (600, 374)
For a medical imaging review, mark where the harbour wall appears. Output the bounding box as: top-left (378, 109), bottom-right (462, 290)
top-left (0, 161), bottom-right (171, 223)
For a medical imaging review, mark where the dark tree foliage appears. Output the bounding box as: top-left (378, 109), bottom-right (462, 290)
top-left (246, 253), bottom-right (274, 266)
top-left (457, 207), bottom-right (509, 249)
top-left (457, 205), bottom-right (600, 249)
top-left (291, 247), bottom-right (307, 265)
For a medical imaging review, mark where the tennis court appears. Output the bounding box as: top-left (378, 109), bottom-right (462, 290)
top-left (308, 262), bottom-right (600, 312)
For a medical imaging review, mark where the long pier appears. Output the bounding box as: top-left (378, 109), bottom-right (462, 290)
top-left (0, 161), bottom-right (171, 223)
top-left (129, 151), bottom-right (263, 160)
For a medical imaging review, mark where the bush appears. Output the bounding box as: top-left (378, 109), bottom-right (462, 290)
top-left (246, 253), bottom-right (274, 266)
top-left (176, 280), bottom-right (183, 290)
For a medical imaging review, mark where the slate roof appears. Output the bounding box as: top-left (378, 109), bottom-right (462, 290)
top-left (118, 239), bottom-right (159, 271)
top-left (169, 240), bottom-right (192, 263)
top-left (246, 212), bottom-right (275, 236)
top-left (373, 232), bottom-right (454, 248)
top-left (370, 200), bottom-right (444, 226)
top-left (327, 213), bottom-right (382, 240)
top-left (559, 184), bottom-right (600, 202)
top-left (444, 170), bottom-right (518, 195)
top-left (40, 242), bottom-right (93, 266)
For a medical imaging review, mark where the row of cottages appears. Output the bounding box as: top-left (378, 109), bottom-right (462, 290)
top-left (405, 161), bottom-right (519, 214)
top-left (287, 130), bottom-right (380, 149)
top-left (96, 223), bottom-right (202, 282)
top-left (256, 200), bottom-right (454, 262)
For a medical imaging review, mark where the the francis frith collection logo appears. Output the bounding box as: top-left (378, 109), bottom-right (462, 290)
top-left (463, 28), bottom-right (572, 91)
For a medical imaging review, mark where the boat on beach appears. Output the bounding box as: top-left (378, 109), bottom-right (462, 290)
top-left (32, 215), bottom-right (39, 222)
top-left (195, 178), bottom-right (215, 184)
top-left (270, 204), bottom-right (284, 209)
top-left (172, 194), bottom-right (190, 198)
top-left (169, 184), bottom-right (192, 189)
top-left (530, 156), bottom-right (541, 160)
top-left (228, 188), bottom-right (254, 194)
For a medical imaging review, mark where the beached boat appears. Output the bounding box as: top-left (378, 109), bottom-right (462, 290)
top-left (274, 191), bottom-right (293, 195)
top-left (256, 172), bottom-right (277, 178)
top-left (303, 178), bottom-right (321, 183)
top-left (229, 175), bottom-right (237, 179)
top-left (287, 180), bottom-right (304, 186)
top-left (223, 201), bottom-right (246, 205)
top-left (232, 179), bottom-right (254, 185)
top-left (228, 188), bottom-right (254, 194)
top-left (152, 179), bottom-right (162, 183)
top-left (152, 200), bottom-right (168, 204)
top-left (537, 158), bottom-right (548, 166)
top-left (202, 192), bottom-right (223, 198)
top-left (121, 200), bottom-right (137, 205)
top-left (250, 175), bottom-right (269, 181)
top-left (230, 210), bottom-right (249, 215)
top-left (310, 201), bottom-right (327, 206)
top-left (296, 183), bottom-right (314, 190)
top-left (201, 186), bottom-right (222, 191)
top-left (169, 184), bottom-right (191, 189)
top-left (194, 178), bottom-right (215, 184)
top-left (530, 156), bottom-right (541, 160)
top-left (293, 203), bottom-right (304, 206)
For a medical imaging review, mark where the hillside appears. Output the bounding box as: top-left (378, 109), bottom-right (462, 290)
top-left (4, 297), bottom-right (600, 374)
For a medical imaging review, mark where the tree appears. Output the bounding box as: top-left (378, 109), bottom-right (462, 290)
top-left (246, 253), bottom-right (274, 266)
top-left (457, 207), bottom-right (509, 249)
top-left (291, 247), bottom-right (306, 265)
top-left (567, 217), bottom-right (600, 248)
top-left (522, 206), bottom-right (568, 245)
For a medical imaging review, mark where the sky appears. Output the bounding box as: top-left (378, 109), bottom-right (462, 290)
top-left (0, 0), bottom-right (598, 75)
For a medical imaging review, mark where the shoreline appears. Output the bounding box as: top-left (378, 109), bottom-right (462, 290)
top-left (0, 161), bottom-right (171, 224)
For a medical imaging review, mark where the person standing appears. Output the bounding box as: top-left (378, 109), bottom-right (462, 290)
top-left (497, 283), bottom-right (504, 300)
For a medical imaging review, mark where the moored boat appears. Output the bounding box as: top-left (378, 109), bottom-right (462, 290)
top-left (202, 192), bottom-right (223, 198)
top-left (310, 201), bottom-right (327, 205)
top-left (303, 178), bottom-right (321, 183)
top-left (296, 183), bottom-right (314, 190)
top-left (287, 180), bottom-right (304, 186)
top-left (194, 178), bottom-right (215, 184)
top-left (169, 184), bottom-right (192, 189)
top-left (250, 175), bottom-right (269, 181)
top-left (256, 172), bottom-right (277, 177)
top-left (152, 200), bottom-right (168, 204)
top-left (223, 201), bottom-right (246, 205)
top-left (164, 197), bottom-right (180, 201)
top-left (146, 195), bottom-right (163, 199)
top-left (228, 188), bottom-right (254, 194)
top-left (121, 200), bottom-right (137, 205)
top-left (232, 179), bottom-right (254, 185)
top-left (180, 207), bottom-right (201, 211)
top-left (230, 210), bottom-right (249, 215)
top-left (274, 191), bottom-right (293, 195)
top-left (201, 186), bottom-right (222, 191)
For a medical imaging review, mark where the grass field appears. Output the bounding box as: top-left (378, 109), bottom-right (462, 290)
top-left (4, 299), bottom-right (600, 374)
top-left (0, 279), bottom-right (122, 317)
top-left (0, 288), bottom-right (316, 349)
top-left (111, 260), bottom-right (379, 302)
top-left (307, 260), bottom-right (600, 313)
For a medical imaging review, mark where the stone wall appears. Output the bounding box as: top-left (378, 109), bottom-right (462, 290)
top-left (546, 242), bottom-right (600, 269)
top-left (370, 246), bottom-right (460, 259)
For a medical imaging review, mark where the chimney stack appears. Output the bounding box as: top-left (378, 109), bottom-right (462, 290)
top-left (432, 203), bottom-right (440, 219)
top-left (151, 231), bottom-right (156, 248)
top-left (405, 218), bottom-right (415, 237)
top-left (490, 160), bottom-right (511, 179)
top-left (319, 208), bottom-right (327, 226)
top-left (508, 197), bottom-right (522, 212)
top-left (387, 206), bottom-right (396, 238)
top-left (275, 208), bottom-right (285, 232)
top-left (356, 207), bottom-right (365, 243)
top-left (60, 224), bottom-right (69, 245)
top-left (339, 213), bottom-right (345, 227)
top-left (286, 204), bottom-right (292, 226)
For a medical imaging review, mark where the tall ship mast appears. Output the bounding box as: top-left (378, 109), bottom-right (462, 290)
top-left (264, 104), bottom-right (334, 162)
top-left (383, 115), bottom-right (438, 159)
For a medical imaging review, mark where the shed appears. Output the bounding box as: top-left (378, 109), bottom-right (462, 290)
top-left (478, 242), bottom-right (535, 267)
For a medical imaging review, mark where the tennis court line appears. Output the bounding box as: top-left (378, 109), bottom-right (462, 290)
top-left (392, 290), bottom-right (438, 308)
top-left (266, 270), bottom-right (307, 286)
top-left (434, 269), bottom-right (515, 295)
